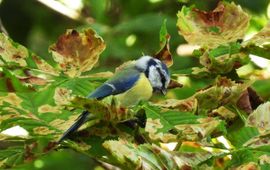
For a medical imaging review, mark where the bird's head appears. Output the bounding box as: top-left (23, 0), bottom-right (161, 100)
top-left (135, 55), bottom-right (170, 95)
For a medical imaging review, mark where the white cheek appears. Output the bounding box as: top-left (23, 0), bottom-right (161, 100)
top-left (148, 67), bottom-right (162, 88)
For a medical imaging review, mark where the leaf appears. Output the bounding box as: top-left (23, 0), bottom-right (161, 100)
top-left (103, 139), bottom-right (229, 169)
top-left (0, 33), bottom-right (57, 75)
top-left (155, 19), bottom-right (173, 67)
top-left (156, 97), bottom-right (197, 112)
top-left (167, 79), bottom-right (183, 90)
top-left (242, 44), bottom-right (270, 60)
top-left (0, 146), bottom-right (25, 168)
top-left (240, 23), bottom-right (270, 60)
top-left (103, 139), bottom-right (185, 169)
top-left (246, 102), bottom-right (270, 133)
top-left (236, 87), bottom-right (264, 114)
top-left (243, 23), bottom-right (270, 47)
top-left (49, 29), bottom-right (106, 77)
top-left (227, 124), bottom-right (259, 147)
top-left (159, 77), bottom-right (251, 115)
top-left (142, 103), bottom-right (224, 142)
top-left (71, 97), bottom-right (110, 118)
top-left (159, 19), bottom-right (168, 47)
top-left (195, 77), bottom-right (251, 114)
top-left (228, 147), bottom-right (270, 169)
top-left (0, 68), bottom-right (32, 92)
top-left (177, 2), bottom-right (250, 48)
top-left (229, 151), bottom-right (259, 169)
top-left (199, 43), bottom-right (249, 75)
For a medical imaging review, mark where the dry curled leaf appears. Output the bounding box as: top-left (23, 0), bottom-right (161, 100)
top-left (155, 35), bottom-right (173, 67)
top-left (167, 79), bottom-right (183, 89)
top-left (237, 87), bottom-right (264, 114)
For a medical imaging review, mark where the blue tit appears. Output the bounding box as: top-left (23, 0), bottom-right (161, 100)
top-left (58, 55), bottom-right (170, 143)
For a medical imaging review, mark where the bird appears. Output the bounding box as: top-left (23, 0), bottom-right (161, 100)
top-left (58, 55), bottom-right (170, 143)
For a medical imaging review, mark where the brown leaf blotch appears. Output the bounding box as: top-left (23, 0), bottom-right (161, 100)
top-left (167, 79), bottom-right (183, 89)
top-left (193, 3), bottom-right (225, 27)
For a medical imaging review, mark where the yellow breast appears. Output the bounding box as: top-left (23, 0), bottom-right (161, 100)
top-left (115, 73), bottom-right (153, 107)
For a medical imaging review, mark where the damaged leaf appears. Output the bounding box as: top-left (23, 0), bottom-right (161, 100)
top-left (159, 77), bottom-right (251, 115)
top-left (142, 103), bottom-right (224, 142)
top-left (246, 102), bottom-right (270, 133)
top-left (0, 33), bottom-right (57, 75)
top-left (50, 29), bottom-right (106, 77)
top-left (199, 43), bottom-right (249, 75)
top-left (177, 2), bottom-right (250, 48)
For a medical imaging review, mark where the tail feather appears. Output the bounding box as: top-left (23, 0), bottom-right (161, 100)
top-left (58, 110), bottom-right (90, 143)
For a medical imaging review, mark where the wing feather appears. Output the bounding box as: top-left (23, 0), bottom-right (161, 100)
top-left (88, 66), bottom-right (141, 99)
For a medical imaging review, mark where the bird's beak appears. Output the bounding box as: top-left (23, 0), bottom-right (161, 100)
top-left (161, 89), bottom-right (167, 95)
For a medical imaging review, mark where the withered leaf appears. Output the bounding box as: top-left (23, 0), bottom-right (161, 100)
top-left (177, 2), bottom-right (250, 48)
top-left (50, 29), bottom-right (106, 77)
top-left (167, 79), bottom-right (183, 89)
top-left (237, 87), bottom-right (264, 114)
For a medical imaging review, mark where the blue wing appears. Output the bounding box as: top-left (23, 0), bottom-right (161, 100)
top-left (58, 65), bottom-right (141, 143)
top-left (88, 66), bottom-right (141, 99)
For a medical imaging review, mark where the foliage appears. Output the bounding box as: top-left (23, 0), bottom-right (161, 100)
top-left (0, 1), bottom-right (270, 170)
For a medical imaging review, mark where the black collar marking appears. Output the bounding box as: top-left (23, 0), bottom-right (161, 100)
top-left (156, 67), bottom-right (166, 89)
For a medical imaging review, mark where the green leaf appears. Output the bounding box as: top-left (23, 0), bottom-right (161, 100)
top-left (155, 19), bottom-right (173, 67)
top-left (242, 44), bottom-right (270, 60)
top-left (0, 68), bottom-right (32, 92)
top-left (199, 44), bottom-right (249, 75)
top-left (159, 19), bottom-right (168, 47)
top-left (227, 124), bottom-right (259, 147)
top-left (142, 103), bottom-right (224, 142)
top-left (0, 146), bottom-right (24, 168)
top-left (208, 43), bottom-right (241, 58)
top-left (228, 150), bottom-right (257, 168)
